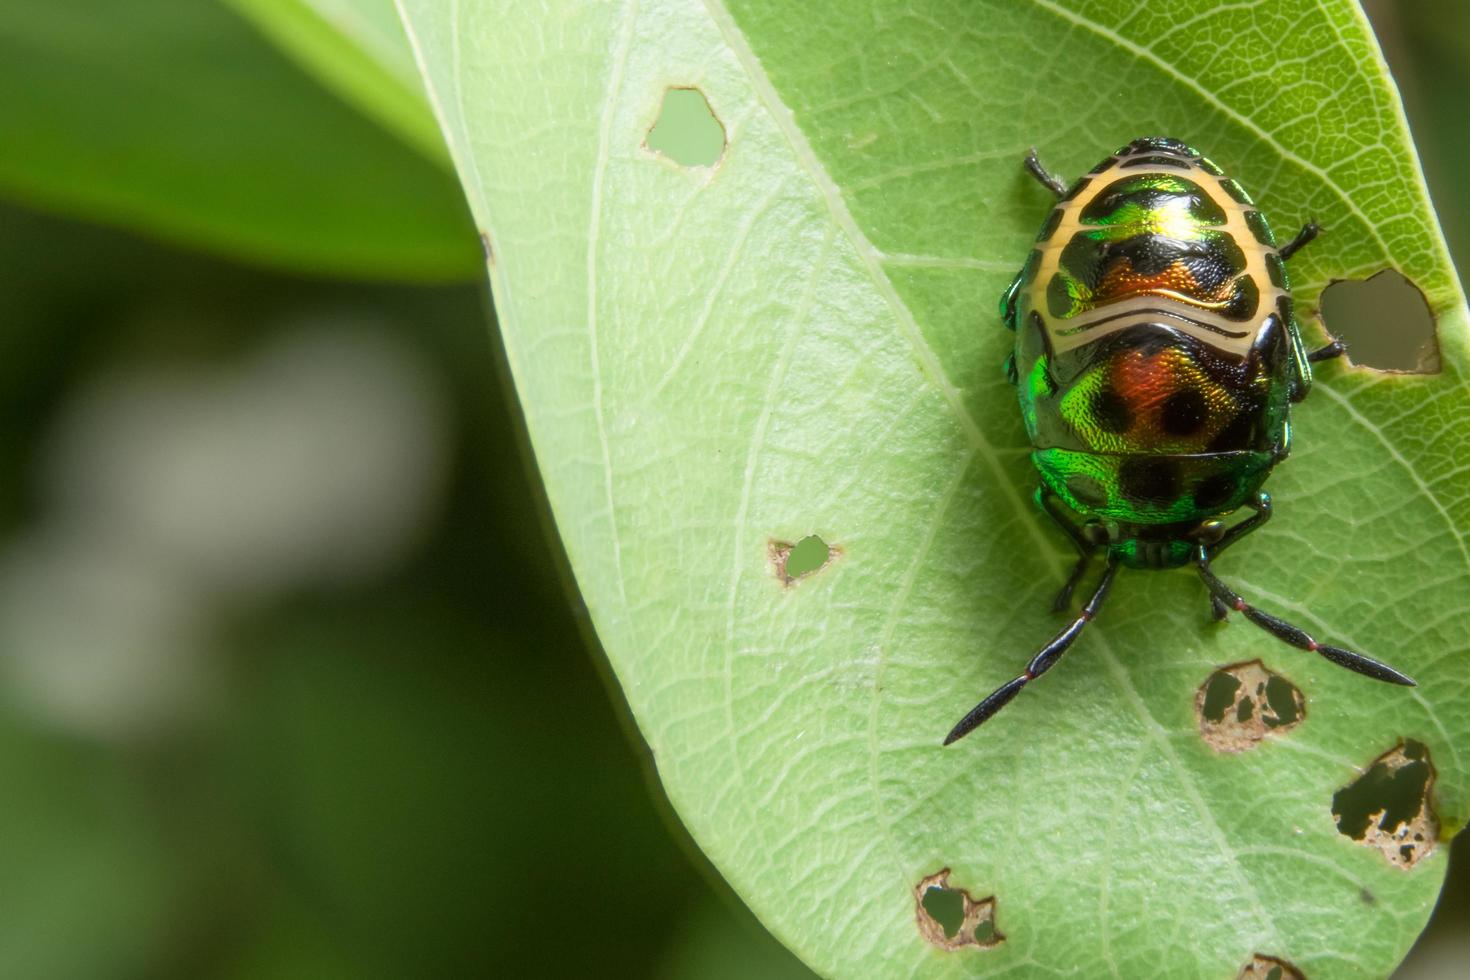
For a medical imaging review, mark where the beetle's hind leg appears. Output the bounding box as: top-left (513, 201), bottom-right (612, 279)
top-left (1193, 545), bottom-right (1415, 686)
top-left (1201, 491), bottom-right (1272, 621)
top-left (1038, 486), bottom-right (1098, 612)
top-left (944, 557), bottom-right (1120, 745)
top-left (1279, 221), bottom-right (1320, 261)
top-left (1024, 148), bottom-right (1068, 198)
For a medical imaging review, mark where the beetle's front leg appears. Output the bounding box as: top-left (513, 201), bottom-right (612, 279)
top-left (1308, 338), bottom-right (1347, 363)
top-left (1279, 221), bottom-right (1320, 261)
top-left (1024, 148), bottom-right (1068, 198)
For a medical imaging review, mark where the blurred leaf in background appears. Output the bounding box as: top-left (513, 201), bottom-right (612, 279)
top-left (0, 199), bottom-right (781, 977)
top-left (0, 0), bottom-right (477, 279)
top-left (224, 0), bottom-right (445, 163)
top-left (1368, 0), bottom-right (1470, 270)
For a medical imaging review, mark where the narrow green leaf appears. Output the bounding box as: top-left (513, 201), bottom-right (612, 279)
top-left (0, 0), bottom-right (477, 280)
top-left (226, 0), bottom-right (449, 165)
top-left (399, 0), bottom-right (1470, 976)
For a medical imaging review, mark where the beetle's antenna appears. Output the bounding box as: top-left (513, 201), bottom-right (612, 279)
top-left (1023, 148), bottom-right (1068, 199)
top-left (944, 557), bottom-right (1120, 746)
top-left (1193, 546), bottom-right (1415, 686)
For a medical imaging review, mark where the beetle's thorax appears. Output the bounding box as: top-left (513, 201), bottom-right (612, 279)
top-left (1026, 142), bottom-right (1288, 360)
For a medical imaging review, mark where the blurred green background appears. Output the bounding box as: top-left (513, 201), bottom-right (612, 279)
top-left (0, 1), bottom-right (1462, 977)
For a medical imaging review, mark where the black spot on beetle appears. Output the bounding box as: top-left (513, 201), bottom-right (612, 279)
top-left (1265, 252), bottom-right (1286, 289)
top-left (1046, 274), bottom-right (1074, 320)
top-left (1020, 249), bottom-right (1042, 285)
top-left (1118, 458), bottom-right (1179, 505)
top-left (1066, 473), bottom-right (1107, 508)
top-left (1226, 275), bottom-right (1260, 320)
top-left (1091, 388), bottom-right (1133, 434)
top-left (1160, 389), bottom-right (1206, 436)
top-left (1208, 406), bottom-right (1260, 453)
top-left (1036, 210), bottom-right (1063, 242)
top-left (1245, 210), bottom-right (1277, 248)
top-left (1123, 136), bottom-right (1197, 156)
top-left (1193, 472), bottom-right (1237, 510)
top-left (1218, 177), bottom-right (1254, 206)
top-left (1119, 154), bottom-right (1191, 169)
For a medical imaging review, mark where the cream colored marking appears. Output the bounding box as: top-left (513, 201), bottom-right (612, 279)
top-left (1028, 151), bottom-right (1287, 358)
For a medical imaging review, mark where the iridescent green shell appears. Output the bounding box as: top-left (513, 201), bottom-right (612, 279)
top-left (1003, 137), bottom-right (1313, 561)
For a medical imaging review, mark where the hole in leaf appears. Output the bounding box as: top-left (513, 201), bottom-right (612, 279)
top-left (1318, 269), bottom-right (1439, 373)
top-left (1196, 661), bottom-right (1304, 752)
top-left (913, 869), bottom-right (1003, 951)
top-left (768, 535), bottom-right (836, 586)
top-left (645, 87), bottom-right (725, 168)
top-left (1332, 739), bottom-right (1438, 869)
top-left (1237, 953), bottom-right (1304, 980)
top-left (920, 885), bottom-right (964, 938)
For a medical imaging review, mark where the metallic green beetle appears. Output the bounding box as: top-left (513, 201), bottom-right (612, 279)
top-left (945, 137), bottom-right (1413, 745)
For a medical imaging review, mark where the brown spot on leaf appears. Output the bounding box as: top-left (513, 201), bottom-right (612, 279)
top-left (1237, 953), bottom-right (1304, 980)
top-left (479, 231), bottom-right (495, 267)
top-left (1196, 661), bottom-right (1304, 752)
top-left (769, 534), bottom-right (838, 586)
top-left (914, 869), bottom-right (1003, 951)
top-left (1332, 739), bottom-right (1438, 869)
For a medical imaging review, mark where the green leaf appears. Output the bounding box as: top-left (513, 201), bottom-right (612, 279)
top-left (398, 0), bottom-right (1470, 976)
top-left (225, 0), bottom-right (448, 165)
top-left (0, 0), bottom-right (478, 281)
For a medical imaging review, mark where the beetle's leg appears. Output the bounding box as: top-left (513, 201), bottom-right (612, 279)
top-left (1193, 545), bottom-right (1416, 686)
top-left (1213, 491), bottom-right (1272, 556)
top-left (1038, 486), bottom-right (1096, 612)
top-left (1308, 338), bottom-right (1348, 363)
top-left (1279, 221), bottom-right (1320, 261)
top-left (944, 557), bottom-right (1120, 745)
top-left (1292, 335), bottom-right (1346, 404)
top-left (1024, 148), bottom-right (1068, 198)
top-left (1203, 491), bottom-right (1273, 620)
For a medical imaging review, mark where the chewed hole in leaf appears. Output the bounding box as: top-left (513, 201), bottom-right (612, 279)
top-left (769, 534), bottom-right (836, 585)
top-left (913, 869), bottom-right (1002, 951)
top-left (1196, 661), bottom-right (1304, 753)
top-left (1332, 739), bottom-right (1438, 869)
top-left (1318, 269), bottom-right (1439, 373)
top-left (1237, 953), bottom-right (1304, 980)
top-left (645, 86), bottom-right (725, 168)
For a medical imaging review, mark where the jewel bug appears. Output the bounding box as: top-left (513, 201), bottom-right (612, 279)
top-left (945, 137), bottom-right (1413, 745)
